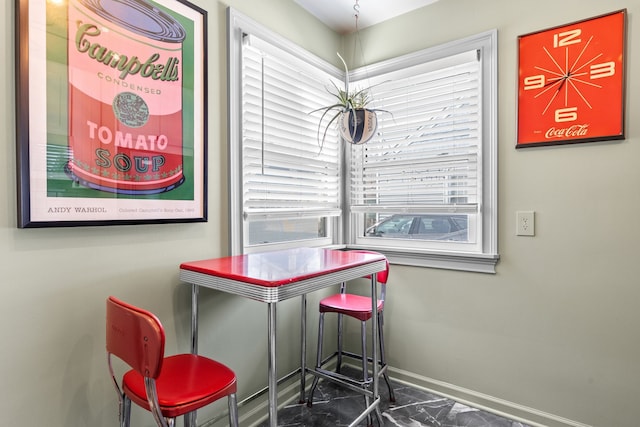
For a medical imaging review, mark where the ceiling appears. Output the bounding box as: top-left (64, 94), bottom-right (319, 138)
top-left (294, 0), bottom-right (440, 34)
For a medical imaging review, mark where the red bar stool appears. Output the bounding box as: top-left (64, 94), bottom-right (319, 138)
top-left (106, 296), bottom-right (239, 427)
top-left (307, 250), bottom-right (395, 407)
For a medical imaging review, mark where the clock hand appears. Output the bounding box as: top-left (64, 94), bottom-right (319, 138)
top-left (541, 75), bottom-right (568, 115)
top-left (542, 74), bottom-right (568, 88)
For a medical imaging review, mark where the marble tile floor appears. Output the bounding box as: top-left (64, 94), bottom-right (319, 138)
top-left (256, 367), bottom-right (533, 427)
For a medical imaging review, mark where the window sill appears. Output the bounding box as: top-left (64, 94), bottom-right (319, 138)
top-left (346, 246), bottom-right (499, 274)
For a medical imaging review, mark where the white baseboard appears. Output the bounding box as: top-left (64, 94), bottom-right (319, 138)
top-left (388, 366), bottom-right (592, 427)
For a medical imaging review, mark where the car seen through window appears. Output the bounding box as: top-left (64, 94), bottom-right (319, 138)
top-left (365, 214), bottom-right (469, 242)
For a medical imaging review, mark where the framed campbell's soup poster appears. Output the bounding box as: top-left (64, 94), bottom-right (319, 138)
top-left (15, 0), bottom-right (207, 228)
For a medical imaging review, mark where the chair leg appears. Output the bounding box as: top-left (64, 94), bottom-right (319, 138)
top-left (361, 320), bottom-right (373, 427)
top-left (378, 314), bottom-right (395, 402)
top-left (184, 413), bottom-right (195, 427)
top-left (336, 313), bottom-right (344, 374)
top-left (360, 320), bottom-right (368, 384)
top-left (121, 395), bottom-right (131, 427)
top-left (228, 393), bottom-right (239, 427)
top-left (307, 312), bottom-right (325, 406)
top-left (151, 412), bottom-right (173, 427)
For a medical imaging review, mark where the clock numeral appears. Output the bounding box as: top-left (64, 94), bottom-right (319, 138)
top-left (553, 29), bottom-right (581, 47)
top-left (524, 74), bottom-right (545, 90)
top-left (555, 107), bottom-right (578, 123)
top-left (590, 61), bottom-right (615, 79)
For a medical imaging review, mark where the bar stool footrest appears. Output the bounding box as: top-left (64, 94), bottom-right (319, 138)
top-left (309, 367), bottom-right (374, 396)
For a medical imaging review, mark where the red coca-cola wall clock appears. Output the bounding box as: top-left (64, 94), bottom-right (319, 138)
top-left (516, 9), bottom-right (626, 148)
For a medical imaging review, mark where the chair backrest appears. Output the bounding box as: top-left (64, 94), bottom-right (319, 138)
top-left (343, 250), bottom-right (390, 304)
top-left (106, 296), bottom-right (165, 379)
top-left (348, 250), bottom-right (390, 284)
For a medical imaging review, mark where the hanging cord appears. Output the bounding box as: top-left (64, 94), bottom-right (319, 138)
top-left (352, 0), bottom-right (376, 107)
top-left (352, 0), bottom-right (364, 75)
top-left (353, 0), bottom-right (360, 28)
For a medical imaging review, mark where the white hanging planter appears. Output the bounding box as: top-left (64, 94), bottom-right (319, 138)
top-left (312, 53), bottom-right (389, 151)
top-left (339, 108), bottom-right (378, 145)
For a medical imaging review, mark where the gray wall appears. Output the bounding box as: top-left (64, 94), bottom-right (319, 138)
top-left (1, 1), bottom-right (638, 427)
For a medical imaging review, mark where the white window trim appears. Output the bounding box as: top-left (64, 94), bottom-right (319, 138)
top-left (228, 8), bottom-right (499, 272)
top-left (345, 30), bottom-right (499, 273)
top-left (227, 8), bottom-right (343, 255)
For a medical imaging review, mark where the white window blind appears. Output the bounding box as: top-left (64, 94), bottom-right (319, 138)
top-left (349, 50), bottom-right (480, 215)
top-left (229, 8), bottom-right (497, 270)
top-left (241, 34), bottom-right (341, 221)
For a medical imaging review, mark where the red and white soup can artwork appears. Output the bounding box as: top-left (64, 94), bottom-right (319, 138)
top-left (67, 0), bottom-right (186, 194)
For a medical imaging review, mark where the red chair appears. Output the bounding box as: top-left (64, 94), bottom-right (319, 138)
top-left (106, 296), bottom-right (239, 427)
top-left (307, 250), bottom-right (395, 406)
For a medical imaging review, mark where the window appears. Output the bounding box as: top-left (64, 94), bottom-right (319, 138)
top-left (228, 9), bottom-right (498, 272)
top-left (346, 33), bottom-right (499, 272)
top-left (228, 10), bottom-right (343, 254)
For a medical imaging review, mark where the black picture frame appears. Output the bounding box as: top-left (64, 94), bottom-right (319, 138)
top-left (15, 0), bottom-right (208, 227)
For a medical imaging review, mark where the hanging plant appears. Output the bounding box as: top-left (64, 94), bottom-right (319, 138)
top-left (339, 107), bottom-right (378, 145)
top-left (310, 53), bottom-right (389, 151)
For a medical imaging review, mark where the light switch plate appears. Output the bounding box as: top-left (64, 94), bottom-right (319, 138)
top-left (516, 211), bottom-right (535, 236)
